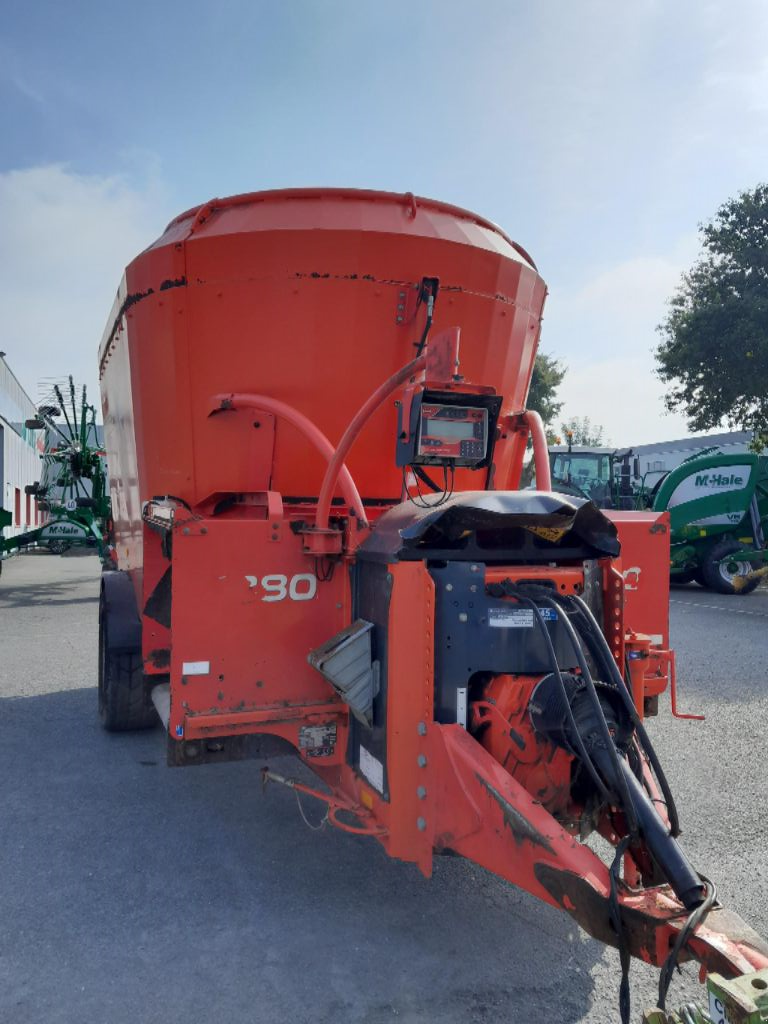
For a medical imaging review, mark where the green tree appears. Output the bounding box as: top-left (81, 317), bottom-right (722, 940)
top-left (560, 416), bottom-right (607, 447)
top-left (656, 184), bottom-right (768, 446)
top-left (527, 352), bottom-right (566, 444)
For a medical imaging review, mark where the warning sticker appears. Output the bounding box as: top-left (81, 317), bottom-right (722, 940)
top-left (358, 744), bottom-right (384, 793)
top-left (524, 525), bottom-right (568, 542)
top-left (489, 608), bottom-right (534, 628)
top-left (299, 723), bottom-right (337, 758)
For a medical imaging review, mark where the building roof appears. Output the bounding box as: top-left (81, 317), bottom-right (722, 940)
top-left (0, 353), bottom-right (37, 434)
top-left (549, 446), bottom-right (616, 455)
top-left (631, 430), bottom-right (754, 456)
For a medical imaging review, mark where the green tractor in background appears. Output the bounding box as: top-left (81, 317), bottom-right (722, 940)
top-left (548, 442), bottom-right (768, 595)
top-left (0, 378), bottom-right (111, 566)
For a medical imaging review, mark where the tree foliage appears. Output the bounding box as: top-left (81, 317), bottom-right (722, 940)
top-left (656, 184), bottom-right (768, 445)
top-left (527, 352), bottom-right (566, 444)
top-left (560, 415), bottom-right (607, 446)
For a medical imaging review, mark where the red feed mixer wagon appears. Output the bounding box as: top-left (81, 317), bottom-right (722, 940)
top-left (98, 189), bottom-right (768, 1021)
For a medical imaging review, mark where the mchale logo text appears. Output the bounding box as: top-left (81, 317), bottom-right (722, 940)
top-left (694, 473), bottom-right (744, 487)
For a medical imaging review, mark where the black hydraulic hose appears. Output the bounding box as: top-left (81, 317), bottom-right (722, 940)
top-left (563, 593), bottom-right (681, 837)
top-left (531, 591), bottom-right (640, 837)
top-left (528, 589), bottom-right (704, 911)
top-left (551, 591), bottom-right (677, 826)
top-left (507, 589), bottom-right (613, 802)
top-left (593, 748), bottom-right (703, 911)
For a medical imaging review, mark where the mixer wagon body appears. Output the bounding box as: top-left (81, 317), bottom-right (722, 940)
top-left (98, 189), bottom-right (768, 1021)
top-left (98, 189), bottom-right (549, 746)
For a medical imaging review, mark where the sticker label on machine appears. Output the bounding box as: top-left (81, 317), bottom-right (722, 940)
top-left (489, 606), bottom-right (557, 628)
top-left (358, 744), bottom-right (384, 793)
top-left (299, 724), bottom-right (336, 758)
top-left (708, 992), bottom-right (726, 1024)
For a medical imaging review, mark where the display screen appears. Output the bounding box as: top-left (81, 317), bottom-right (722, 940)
top-left (424, 418), bottom-right (475, 439)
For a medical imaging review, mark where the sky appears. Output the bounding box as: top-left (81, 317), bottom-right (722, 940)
top-left (1, 0), bottom-right (766, 445)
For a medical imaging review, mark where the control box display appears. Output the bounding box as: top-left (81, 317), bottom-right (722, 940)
top-left (416, 404), bottom-right (489, 465)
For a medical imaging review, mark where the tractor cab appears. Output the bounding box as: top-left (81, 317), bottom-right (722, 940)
top-left (549, 445), bottom-right (616, 505)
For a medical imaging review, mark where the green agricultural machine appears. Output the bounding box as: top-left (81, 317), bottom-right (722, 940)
top-left (0, 379), bottom-right (111, 565)
top-left (658, 451), bottom-right (768, 595)
top-left (548, 444), bottom-right (768, 595)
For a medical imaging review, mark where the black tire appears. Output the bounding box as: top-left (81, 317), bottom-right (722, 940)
top-left (700, 537), bottom-right (760, 596)
top-left (48, 539), bottom-right (71, 555)
top-left (98, 594), bottom-right (156, 731)
top-left (671, 569), bottom-right (697, 585)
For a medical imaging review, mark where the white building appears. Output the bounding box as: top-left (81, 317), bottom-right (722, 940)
top-left (0, 354), bottom-right (42, 546)
top-left (631, 431), bottom-right (758, 484)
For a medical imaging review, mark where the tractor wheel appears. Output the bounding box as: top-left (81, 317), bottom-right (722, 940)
top-left (48, 540), bottom-right (71, 555)
top-left (700, 538), bottom-right (760, 596)
top-left (98, 595), bottom-right (156, 731)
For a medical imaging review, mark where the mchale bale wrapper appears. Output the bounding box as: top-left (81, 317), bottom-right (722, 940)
top-left (549, 440), bottom-right (768, 595)
top-left (98, 189), bottom-right (768, 1022)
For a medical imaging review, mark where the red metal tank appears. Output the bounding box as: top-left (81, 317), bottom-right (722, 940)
top-left (99, 188), bottom-right (547, 566)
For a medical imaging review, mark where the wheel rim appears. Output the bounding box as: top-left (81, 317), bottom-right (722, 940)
top-left (719, 557), bottom-right (752, 586)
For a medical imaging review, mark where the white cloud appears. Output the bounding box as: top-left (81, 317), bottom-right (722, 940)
top-left (556, 355), bottom-right (690, 447)
top-left (541, 239), bottom-right (706, 446)
top-left (0, 164), bottom-right (170, 409)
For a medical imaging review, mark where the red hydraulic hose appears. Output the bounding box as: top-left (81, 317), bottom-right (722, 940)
top-left (209, 393), bottom-right (366, 522)
top-left (521, 408), bottom-right (552, 491)
top-left (316, 355), bottom-right (427, 531)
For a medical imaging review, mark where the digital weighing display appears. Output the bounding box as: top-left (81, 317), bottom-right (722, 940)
top-left (416, 403), bottom-right (489, 464)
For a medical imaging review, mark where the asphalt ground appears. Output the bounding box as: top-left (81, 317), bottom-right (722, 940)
top-left (0, 551), bottom-right (766, 1024)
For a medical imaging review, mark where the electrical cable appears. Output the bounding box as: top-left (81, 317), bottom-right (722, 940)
top-left (609, 835), bottom-right (634, 1024)
top-left (315, 556), bottom-right (336, 583)
top-left (402, 464), bottom-right (452, 509)
top-left (515, 583), bottom-right (647, 1024)
top-left (499, 585), bottom-right (612, 802)
top-left (658, 876), bottom-right (717, 1011)
top-left (294, 788), bottom-right (329, 831)
top-left (545, 589), bottom-right (713, 1019)
top-left (412, 464), bottom-right (443, 493)
top-left (522, 586), bottom-right (640, 836)
top-left (550, 590), bottom-right (679, 834)
top-left (564, 593), bottom-right (681, 837)
top-left (413, 279), bottom-right (438, 356)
